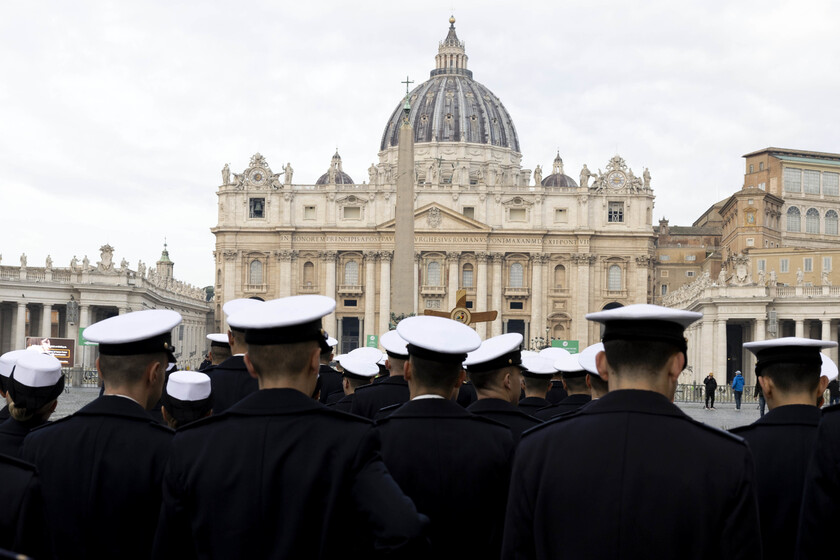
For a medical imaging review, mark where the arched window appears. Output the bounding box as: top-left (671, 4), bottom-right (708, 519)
top-left (826, 210), bottom-right (838, 235)
top-left (510, 263), bottom-right (524, 288)
top-left (249, 260), bottom-right (263, 285)
top-left (553, 264), bottom-right (565, 289)
top-left (303, 261), bottom-right (314, 286)
top-left (787, 207), bottom-right (801, 232)
top-left (608, 265), bottom-right (621, 291)
top-left (427, 261), bottom-right (441, 286)
top-left (806, 208), bottom-right (820, 234)
top-left (344, 260), bottom-right (359, 285)
top-left (461, 263), bottom-right (474, 287)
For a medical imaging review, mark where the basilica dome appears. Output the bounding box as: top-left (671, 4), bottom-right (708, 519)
top-left (541, 153), bottom-right (578, 188)
top-left (379, 18), bottom-right (521, 154)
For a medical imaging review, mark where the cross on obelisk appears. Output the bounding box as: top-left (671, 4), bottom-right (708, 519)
top-left (391, 77), bottom-right (415, 318)
top-left (424, 289), bottom-right (498, 327)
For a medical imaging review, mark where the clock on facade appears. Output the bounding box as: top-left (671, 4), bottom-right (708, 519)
top-left (607, 171), bottom-right (627, 189)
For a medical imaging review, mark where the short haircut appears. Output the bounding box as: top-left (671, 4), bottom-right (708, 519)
top-left (410, 355), bottom-right (461, 392)
top-left (469, 367), bottom-right (505, 391)
top-left (603, 340), bottom-right (681, 378)
top-left (99, 353), bottom-right (168, 387)
top-left (588, 374), bottom-right (609, 395)
top-left (211, 345), bottom-right (232, 364)
top-left (761, 362), bottom-right (820, 394)
top-left (229, 329), bottom-right (247, 346)
top-left (388, 356), bottom-right (407, 376)
top-left (248, 341), bottom-right (318, 379)
top-left (345, 376), bottom-right (373, 391)
top-left (562, 376), bottom-right (588, 393)
top-left (319, 347), bottom-right (334, 363)
top-left (164, 403), bottom-right (212, 430)
top-left (523, 376), bottom-right (550, 394)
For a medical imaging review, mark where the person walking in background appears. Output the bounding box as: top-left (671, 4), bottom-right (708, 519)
top-left (731, 370), bottom-right (745, 411)
top-left (754, 380), bottom-right (766, 416)
top-left (703, 372), bottom-right (717, 409)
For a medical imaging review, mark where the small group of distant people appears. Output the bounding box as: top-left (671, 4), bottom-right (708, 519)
top-left (0, 297), bottom-right (836, 559)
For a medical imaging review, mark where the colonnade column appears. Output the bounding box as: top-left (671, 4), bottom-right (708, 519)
top-left (822, 319), bottom-right (832, 361)
top-left (41, 304), bottom-right (52, 338)
top-left (795, 319), bottom-right (805, 338)
top-left (529, 254), bottom-right (544, 347)
top-left (379, 252), bottom-right (391, 336)
top-left (79, 305), bottom-right (91, 369)
top-left (715, 319), bottom-right (727, 378)
top-left (447, 252), bottom-right (459, 310)
top-left (413, 253), bottom-right (420, 315)
top-left (13, 303), bottom-right (26, 349)
top-left (322, 251), bottom-right (337, 339)
top-left (363, 252), bottom-right (377, 344)
top-left (491, 253), bottom-right (503, 337)
top-left (476, 252), bottom-right (489, 339)
top-left (222, 251), bottom-right (238, 331)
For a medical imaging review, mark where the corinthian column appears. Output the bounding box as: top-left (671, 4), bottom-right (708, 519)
top-left (379, 252), bottom-right (392, 335)
top-left (530, 255), bottom-right (544, 346)
top-left (447, 252), bottom-right (460, 310)
top-left (491, 253), bottom-right (503, 336)
top-left (364, 252), bottom-right (378, 343)
top-left (476, 252), bottom-right (489, 338)
top-left (322, 251), bottom-right (337, 338)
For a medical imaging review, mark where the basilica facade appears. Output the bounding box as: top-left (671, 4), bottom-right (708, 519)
top-left (212, 18), bottom-right (657, 353)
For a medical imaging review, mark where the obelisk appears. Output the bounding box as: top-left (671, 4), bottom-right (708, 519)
top-left (392, 79), bottom-right (415, 317)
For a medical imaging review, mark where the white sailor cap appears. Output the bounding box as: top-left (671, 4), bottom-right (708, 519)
top-left (0, 350), bottom-right (28, 379)
top-left (520, 350), bottom-right (539, 360)
top-left (8, 352), bottom-right (64, 410)
top-left (520, 355), bottom-right (557, 378)
top-left (380, 330), bottom-right (409, 359)
top-left (377, 354), bottom-right (387, 366)
top-left (348, 346), bottom-right (384, 364)
top-left (587, 304), bottom-right (701, 359)
top-left (228, 295), bottom-right (335, 352)
top-left (464, 333), bottom-right (523, 373)
top-left (222, 298), bottom-right (264, 320)
top-left (206, 333), bottom-right (230, 348)
top-left (821, 354), bottom-right (839, 382)
top-left (166, 371), bottom-right (212, 402)
top-left (338, 355), bottom-right (379, 379)
top-left (396, 316), bottom-right (481, 364)
top-left (554, 353), bottom-right (586, 377)
top-left (538, 347), bottom-right (571, 361)
top-left (326, 336), bottom-right (339, 348)
top-left (83, 309), bottom-right (182, 361)
top-left (577, 342), bottom-right (605, 377)
top-left (744, 337), bottom-right (838, 376)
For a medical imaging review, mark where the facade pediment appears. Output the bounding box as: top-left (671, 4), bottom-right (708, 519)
top-left (378, 203), bottom-right (491, 232)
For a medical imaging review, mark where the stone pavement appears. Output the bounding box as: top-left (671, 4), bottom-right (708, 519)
top-left (53, 387), bottom-right (766, 431)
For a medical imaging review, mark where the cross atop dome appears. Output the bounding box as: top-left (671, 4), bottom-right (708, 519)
top-left (435, 15), bottom-right (469, 77)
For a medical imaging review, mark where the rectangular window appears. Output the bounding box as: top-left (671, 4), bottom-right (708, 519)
top-left (343, 299), bottom-right (357, 307)
top-left (554, 208), bottom-right (568, 223)
top-left (462, 269), bottom-right (474, 287)
top-left (784, 168), bottom-right (801, 192)
top-left (824, 257), bottom-right (832, 272)
top-left (249, 198), bottom-right (265, 219)
top-left (758, 182), bottom-right (766, 190)
top-left (746, 238), bottom-right (755, 247)
top-left (824, 173), bottom-right (839, 196)
top-left (749, 164), bottom-right (754, 173)
top-left (686, 271), bottom-right (696, 277)
top-left (661, 284), bottom-right (668, 295)
top-left (304, 206), bottom-right (316, 220)
top-left (804, 258), bottom-right (813, 272)
top-left (465, 301), bottom-right (473, 309)
top-left (509, 208), bottom-right (526, 221)
top-left (608, 202), bottom-right (624, 223)
top-left (781, 259), bottom-right (789, 273)
top-left (462, 207), bottom-right (475, 220)
top-left (659, 255), bottom-right (671, 261)
top-left (685, 255), bottom-right (696, 261)
top-left (804, 170), bottom-right (821, 194)
top-left (343, 206), bottom-right (361, 220)
top-left (760, 162), bottom-right (765, 171)
top-left (509, 301), bottom-right (524, 310)
top-left (661, 270), bottom-right (669, 277)
top-left (758, 259), bottom-right (766, 272)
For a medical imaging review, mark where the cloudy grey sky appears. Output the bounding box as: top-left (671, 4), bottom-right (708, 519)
top-left (2, 0), bottom-right (838, 288)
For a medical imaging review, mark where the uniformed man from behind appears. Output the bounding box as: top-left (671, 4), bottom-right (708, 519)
top-left (0, 352), bottom-right (64, 457)
top-left (327, 354), bottom-right (379, 412)
top-left (154, 295), bottom-right (428, 558)
top-left (538, 347), bottom-right (570, 404)
top-left (464, 333), bottom-right (542, 441)
top-left (504, 304), bottom-right (761, 559)
top-left (203, 298), bottom-right (264, 413)
top-left (577, 342), bottom-right (609, 400)
top-left (534, 351), bottom-right (591, 420)
top-left (204, 333), bottom-right (232, 367)
top-left (730, 337), bottom-right (836, 560)
top-left (22, 309), bottom-right (179, 560)
top-left (517, 356), bottom-right (555, 416)
top-left (351, 329), bottom-right (411, 419)
top-left (0, 452), bottom-right (49, 559)
top-left (375, 315), bottom-right (515, 560)
top-left (160, 371), bottom-right (214, 429)
top-left (0, 350), bottom-right (29, 422)
top-left (797, 356), bottom-right (840, 560)
top-left (317, 335), bottom-right (344, 403)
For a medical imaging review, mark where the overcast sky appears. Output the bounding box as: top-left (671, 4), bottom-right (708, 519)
top-left (2, 0), bottom-right (838, 288)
